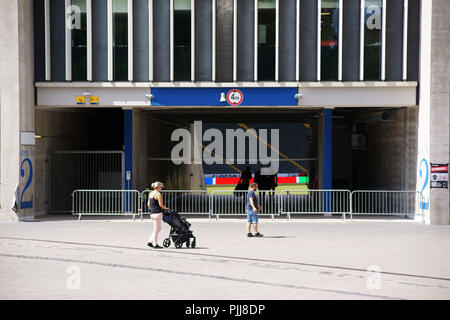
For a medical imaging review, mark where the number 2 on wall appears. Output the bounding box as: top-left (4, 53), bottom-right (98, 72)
top-left (20, 158), bottom-right (33, 210)
top-left (419, 158), bottom-right (429, 210)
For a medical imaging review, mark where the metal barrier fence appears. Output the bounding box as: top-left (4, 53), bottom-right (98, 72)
top-left (350, 190), bottom-right (423, 220)
top-left (211, 190), bottom-right (282, 220)
top-left (282, 189), bottom-right (351, 220)
top-left (141, 190), bottom-right (210, 219)
top-left (72, 190), bottom-right (141, 220)
top-left (71, 189), bottom-right (423, 221)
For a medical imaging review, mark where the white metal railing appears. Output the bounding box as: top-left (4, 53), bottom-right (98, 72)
top-left (350, 190), bottom-right (424, 221)
top-left (72, 190), bottom-right (141, 220)
top-left (211, 190), bottom-right (282, 220)
top-left (141, 190), bottom-right (210, 220)
top-left (70, 189), bottom-right (424, 222)
top-left (282, 189), bottom-right (351, 220)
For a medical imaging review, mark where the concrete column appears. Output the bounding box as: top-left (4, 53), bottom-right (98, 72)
top-left (0, 0), bottom-right (35, 221)
top-left (124, 109), bottom-right (133, 190)
top-left (429, 0), bottom-right (449, 224)
top-left (317, 112), bottom-right (324, 190)
top-left (416, 0), bottom-right (450, 225)
top-left (323, 109), bottom-right (333, 190)
top-left (132, 109), bottom-right (149, 192)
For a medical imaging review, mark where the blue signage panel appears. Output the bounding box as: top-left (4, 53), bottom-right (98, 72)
top-left (151, 87), bottom-right (298, 106)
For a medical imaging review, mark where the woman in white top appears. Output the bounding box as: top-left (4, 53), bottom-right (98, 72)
top-left (147, 181), bottom-right (169, 249)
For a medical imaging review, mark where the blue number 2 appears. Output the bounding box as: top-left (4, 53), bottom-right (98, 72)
top-left (419, 158), bottom-right (429, 210)
top-left (20, 158), bottom-right (33, 209)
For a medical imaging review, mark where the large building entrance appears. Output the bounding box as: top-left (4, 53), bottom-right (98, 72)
top-left (34, 105), bottom-right (418, 216)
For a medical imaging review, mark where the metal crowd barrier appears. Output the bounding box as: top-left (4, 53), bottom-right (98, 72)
top-left (72, 190), bottom-right (141, 220)
top-left (282, 189), bottom-right (351, 220)
top-left (211, 190), bottom-right (282, 220)
top-left (71, 189), bottom-right (424, 222)
top-left (141, 190), bottom-right (210, 220)
top-left (350, 190), bottom-right (424, 220)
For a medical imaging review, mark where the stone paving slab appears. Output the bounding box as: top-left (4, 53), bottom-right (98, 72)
top-left (0, 217), bottom-right (449, 299)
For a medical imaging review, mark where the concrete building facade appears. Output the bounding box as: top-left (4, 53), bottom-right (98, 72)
top-left (0, 0), bottom-right (448, 224)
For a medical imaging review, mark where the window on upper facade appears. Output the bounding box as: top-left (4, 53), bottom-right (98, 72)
top-left (113, 0), bottom-right (128, 81)
top-left (258, 0), bottom-right (276, 81)
top-left (71, 0), bottom-right (87, 81)
top-left (364, 0), bottom-right (382, 80)
top-left (321, 0), bottom-right (339, 81)
top-left (174, 0), bottom-right (192, 81)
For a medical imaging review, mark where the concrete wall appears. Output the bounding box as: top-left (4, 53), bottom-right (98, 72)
top-left (350, 109), bottom-right (417, 191)
top-left (0, 0), bottom-right (35, 221)
top-left (429, 0), bottom-right (450, 224)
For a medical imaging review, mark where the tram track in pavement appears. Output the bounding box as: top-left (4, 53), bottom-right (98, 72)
top-left (1, 236), bottom-right (449, 283)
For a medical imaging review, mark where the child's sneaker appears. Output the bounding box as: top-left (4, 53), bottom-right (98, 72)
top-left (247, 233), bottom-right (255, 237)
top-left (255, 233), bottom-right (264, 237)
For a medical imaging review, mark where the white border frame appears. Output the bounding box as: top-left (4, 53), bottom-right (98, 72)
top-left (402, 0), bottom-right (408, 81)
top-left (65, 0), bottom-right (72, 81)
top-left (107, 0), bottom-right (113, 81)
top-left (45, 0), bottom-right (51, 81)
top-left (275, 0), bottom-right (279, 81)
top-left (254, 0), bottom-right (258, 81)
top-left (212, 0), bottom-right (216, 81)
top-left (170, 0), bottom-right (174, 81)
top-left (360, 0), bottom-right (365, 81)
top-left (87, 0), bottom-right (93, 81)
top-left (296, 0), bottom-right (300, 82)
top-left (317, 0), bottom-right (321, 81)
top-left (191, 0), bottom-right (195, 82)
top-left (381, 0), bottom-right (386, 81)
top-left (128, 0), bottom-right (133, 82)
top-left (149, 0), bottom-right (153, 81)
top-left (338, 0), bottom-right (343, 81)
top-left (233, 0), bottom-right (237, 82)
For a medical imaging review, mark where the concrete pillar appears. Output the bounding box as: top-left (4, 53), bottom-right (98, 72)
top-left (323, 109), bottom-right (333, 190)
top-left (124, 109), bottom-right (133, 190)
top-left (416, 0), bottom-right (450, 225)
top-left (317, 112), bottom-right (324, 190)
top-left (0, 0), bottom-right (35, 221)
top-left (429, 0), bottom-right (449, 224)
top-left (133, 109), bottom-right (149, 192)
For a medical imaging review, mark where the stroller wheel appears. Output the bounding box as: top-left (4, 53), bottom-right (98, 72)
top-left (163, 238), bottom-right (171, 248)
top-left (175, 240), bottom-right (183, 249)
top-left (191, 238), bottom-right (196, 248)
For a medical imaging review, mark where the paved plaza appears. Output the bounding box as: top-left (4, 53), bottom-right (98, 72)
top-left (0, 216), bottom-right (449, 300)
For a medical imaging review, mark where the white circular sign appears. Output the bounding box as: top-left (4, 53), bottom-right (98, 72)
top-left (226, 89), bottom-right (244, 106)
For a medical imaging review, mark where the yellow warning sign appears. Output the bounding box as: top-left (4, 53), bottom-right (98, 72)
top-left (90, 96), bottom-right (99, 105)
top-left (76, 96), bottom-right (86, 105)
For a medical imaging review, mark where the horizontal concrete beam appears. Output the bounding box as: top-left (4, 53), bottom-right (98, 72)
top-left (298, 86), bottom-right (417, 107)
top-left (37, 87), bottom-right (152, 107)
top-left (36, 81), bottom-right (417, 88)
top-left (36, 81), bottom-right (418, 108)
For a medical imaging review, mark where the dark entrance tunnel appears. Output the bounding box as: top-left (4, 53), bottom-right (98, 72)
top-left (35, 107), bottom-right (417, 214)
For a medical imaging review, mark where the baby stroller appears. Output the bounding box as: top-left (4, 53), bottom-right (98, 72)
top-left (162, 209), bottom-right (196, 249)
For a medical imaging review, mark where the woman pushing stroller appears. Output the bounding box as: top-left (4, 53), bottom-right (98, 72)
top-left (147, 181), bottom-right (169, 249)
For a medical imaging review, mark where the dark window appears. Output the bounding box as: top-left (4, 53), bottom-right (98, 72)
top-left (113, 0), bottom-right (128, 81)
top-left (258, 0), bottom-right (275, 81)
top-left (71, 0), bottom-right (87, 81)
top-left (321, 0), bottom-right (339, 81)
top-left (364, 0), bottom-right (382, 80)
top-left (174, 0), bottom-right (192, 81)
